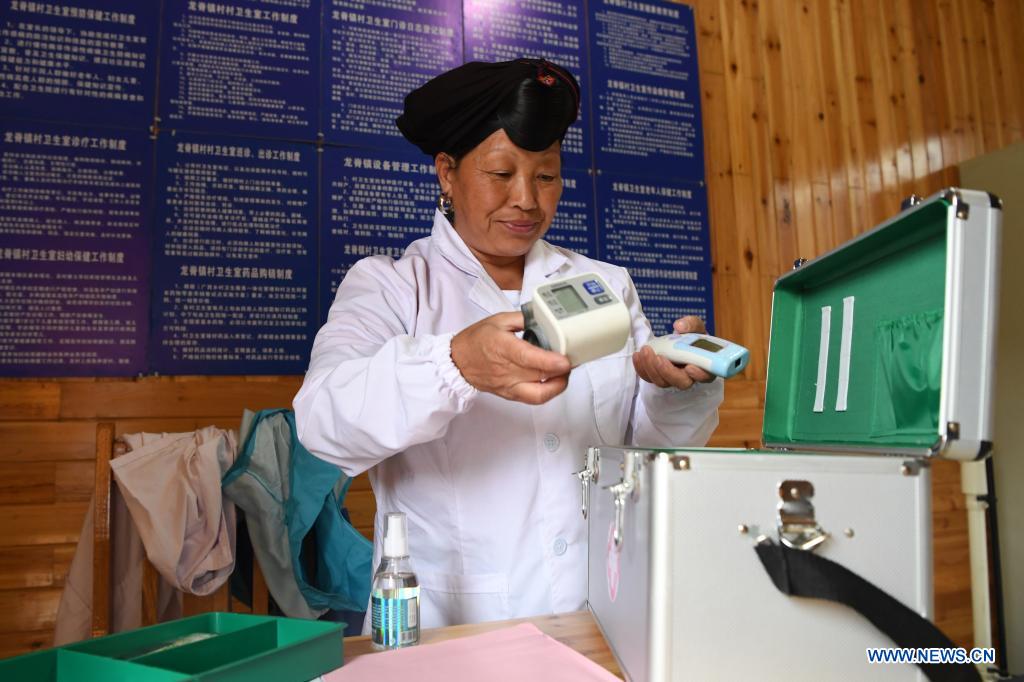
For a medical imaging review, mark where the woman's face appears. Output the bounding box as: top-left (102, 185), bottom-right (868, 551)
top-left (436, 128), bottom-right (563, 269)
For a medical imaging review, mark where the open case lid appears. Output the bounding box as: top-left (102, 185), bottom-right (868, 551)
top-left (762, 188), bottom-right (1001, 460)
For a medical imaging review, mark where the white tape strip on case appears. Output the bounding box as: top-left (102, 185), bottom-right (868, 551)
top-left (813, 297), bottom-right (855, 414)
top-left (814, 305), bottom-right (831, 413)
top-left (836, 296), bottom-right (855, 412)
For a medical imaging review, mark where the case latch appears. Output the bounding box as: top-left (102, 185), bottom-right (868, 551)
top-left (777, 480), bottom-right (829, 551)
top-left (573, 447), bottom-right (601, 519)
top-left (604, 451), bottom-right (640, 547)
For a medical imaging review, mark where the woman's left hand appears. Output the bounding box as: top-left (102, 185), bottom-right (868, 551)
top-left (633, 316), bottom-right (716, 390)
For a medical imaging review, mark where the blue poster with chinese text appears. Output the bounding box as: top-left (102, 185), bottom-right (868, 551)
top-left (0, 121), bottom-right (151, 375)
top-left (595, 171), bottom-right (713, 335)
top-left (588, 0), bottom-right (704, 181)
top-left (150, 132), bottom-right (318, 374)
top-left (0, 0), bottom-right (159, 129)
top-left (319, 146), bottom-right (438, 320)
top-left (544, 167), bottom-right (596, 258)
top-left (159, 0), bottom-right (319, 139)
top-left (321, 0), bottom-right (462, 149)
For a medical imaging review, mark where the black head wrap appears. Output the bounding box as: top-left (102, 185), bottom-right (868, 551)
top-left (396, 58), bottom-right (580, 159)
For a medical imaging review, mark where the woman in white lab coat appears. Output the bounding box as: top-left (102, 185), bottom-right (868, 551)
top-left (293, 59), bottom-right (724, 630)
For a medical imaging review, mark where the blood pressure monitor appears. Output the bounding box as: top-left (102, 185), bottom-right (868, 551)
top-left (646, 332), bottom-right (750, 378)
top-left (521, 273), bottom-right (631, 366)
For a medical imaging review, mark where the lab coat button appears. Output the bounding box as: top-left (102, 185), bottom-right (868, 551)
top-left (543, 433), bottom-right (560, 451)
top-left (553, 538), bottom-right (567, 556)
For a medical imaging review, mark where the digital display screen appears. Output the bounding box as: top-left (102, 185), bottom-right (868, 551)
top-left (552, 285), bottom-right (588, 315)
top-left (691, 338), bottom-right (724, 353)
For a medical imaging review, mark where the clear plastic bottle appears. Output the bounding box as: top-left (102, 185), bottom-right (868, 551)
top-left (370, 512), bottom-right (420, 650)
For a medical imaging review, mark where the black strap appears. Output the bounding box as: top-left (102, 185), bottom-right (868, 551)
top-left (755, 539), bottom-right (981, 682)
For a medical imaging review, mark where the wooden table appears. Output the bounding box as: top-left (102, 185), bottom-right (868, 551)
top-left (343, 610), bottom-right (623, 678)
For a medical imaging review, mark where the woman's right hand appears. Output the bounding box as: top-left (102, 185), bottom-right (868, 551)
top-left (451, 312), bottom-right (571, 405)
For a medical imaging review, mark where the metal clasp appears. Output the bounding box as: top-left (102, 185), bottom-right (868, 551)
top-left (573, 447), bottom-right (601, 519)
top-left (603, 451), bottom-right (640, 547)
top-left (777, 480), bottom-right (829, 551)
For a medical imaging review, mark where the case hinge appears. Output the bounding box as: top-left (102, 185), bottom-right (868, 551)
top-left (603, 451), bottom-right (641, 547)
top-left (573, 447), bottom-right (601, 519)
top-left (942, 187), bottom-right (970, 220)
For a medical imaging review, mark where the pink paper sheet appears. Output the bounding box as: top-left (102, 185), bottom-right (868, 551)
top-left (324, 623), bottom-right (621, 681)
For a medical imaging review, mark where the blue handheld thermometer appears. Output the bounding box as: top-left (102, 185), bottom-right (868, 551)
top-left (646, 333), bottom-right (750, 378)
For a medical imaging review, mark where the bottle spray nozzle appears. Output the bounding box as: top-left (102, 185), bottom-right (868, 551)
top-left (383, 511), bottom-right (409, 558)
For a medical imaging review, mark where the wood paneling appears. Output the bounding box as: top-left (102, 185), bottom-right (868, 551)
top-left (0, 630), bottom-right (54, 661)
top-left (931, 460), bottom-right (972, 645)
top-left (0, 545), bottom-right (74, 590)
top-left (0, 383), bottom-right (60, 421)
top-left (0, 377), bottom-right (369, 657)
top-left (0, 503), bottom-right (89, 548)
top-left (0, 587), bottom-right (63, 634)
top-left (0, 422), bottom-right (98, 462)
top-left (697, 0), bottom-right (1020, 649)
top-left (1, 0), bottom-right (1020, 660)
top-left (58, 377), bottom-right (302, 420)
top-left (342, 489), bottom-right (377, 535)
top-left (0, 462), bottom-right (94, 505)
top-left (183, 587), bottom-right (230, 618)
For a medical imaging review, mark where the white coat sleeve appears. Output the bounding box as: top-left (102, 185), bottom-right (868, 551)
top-left (617, 269), bottom-right (725, 448)
top-left (293, 257), bottom-right (479, 477)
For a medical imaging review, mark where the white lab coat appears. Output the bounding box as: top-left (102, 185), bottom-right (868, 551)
top-left (294, 210), bottom-right (723, 630)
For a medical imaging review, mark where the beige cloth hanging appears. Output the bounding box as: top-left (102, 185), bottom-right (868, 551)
top-left (54, 426), bottom-right (238, 646)
top-left (53, 486), bottom-right (182, 645)
top-left (111, 427), bottom-right (238, 595)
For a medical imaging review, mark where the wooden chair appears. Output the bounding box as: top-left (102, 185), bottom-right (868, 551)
top-left (91, 423), bottom-right (269, 638)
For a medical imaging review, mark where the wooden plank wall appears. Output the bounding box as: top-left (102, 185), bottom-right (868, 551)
top-left (0, 0), bottom-right (1020, 660)
top-left (694, 0), bottom-right (1023, 649)
top-left (0, 377), bottom-right (377, 658)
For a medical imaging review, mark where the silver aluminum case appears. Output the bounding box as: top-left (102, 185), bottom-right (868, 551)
top-left (586, 447), bottom-right (932, 681)
top-left (763, 188), bottom-right (1002, 461)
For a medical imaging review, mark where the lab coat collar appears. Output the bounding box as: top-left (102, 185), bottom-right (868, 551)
top-left (431, 210), bottom-right (570, 314)
top-left (431, 209), bottom-right (485, 279)
top-left (521, 237), bottom-right (570, 301)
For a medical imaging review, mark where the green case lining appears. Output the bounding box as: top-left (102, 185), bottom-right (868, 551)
top-left (763, 198), bottom-right (950, 451)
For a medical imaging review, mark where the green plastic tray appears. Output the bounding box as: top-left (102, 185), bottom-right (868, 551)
top-left (0, 613), bottom-right (343, 682)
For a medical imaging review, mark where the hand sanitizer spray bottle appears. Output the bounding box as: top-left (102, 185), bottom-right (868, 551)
top-left (371, 512), bottom-right (420, 650)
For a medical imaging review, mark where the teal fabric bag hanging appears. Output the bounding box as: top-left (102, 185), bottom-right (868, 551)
top-left (222, 409), bottom-right (321, 619)
top-left (223, 409), bottom-right (373, 615)
top-left (282, 410), bottom-right (373, 612)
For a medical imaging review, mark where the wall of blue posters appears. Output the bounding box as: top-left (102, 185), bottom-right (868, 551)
top-left (0, 0), bottom-right (711, 376)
